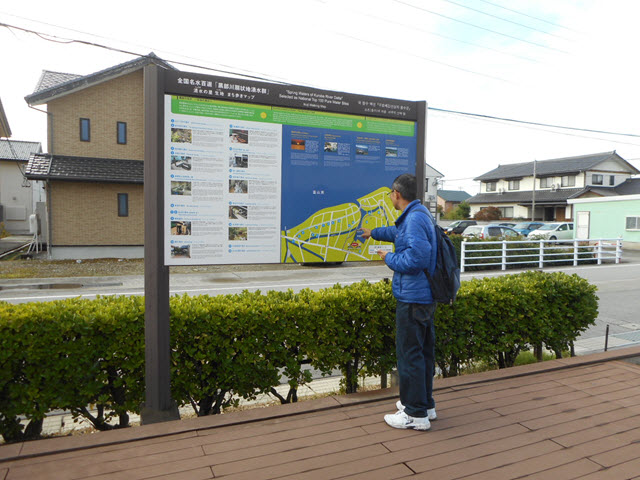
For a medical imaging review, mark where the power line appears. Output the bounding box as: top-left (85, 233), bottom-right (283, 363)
top-left (439, 0), bottom-right (571, 41)
top-left (429, 107), bottom-right (640, 139)
top-left (391, 0), bottom-right (569, 54)
top-left (0, 21), bottom-right (290, 85)
top-left (474, 0), bottom-right (580, 33)
top-left (3, 18), bottom-right (638, 147)
top-left (334, 32), bottom-right (512, 83)
top-left (0, 11), bottom-right (303, 87)
top-left (340, 6), bottom-right (539, 63)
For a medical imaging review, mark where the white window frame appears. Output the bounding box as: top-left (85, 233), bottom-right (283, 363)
top-left (508, 180), bottom-right (520, 190)
top-left (561, 175), bottom-right (575, 187)
top-left (592, 174), bottom-right (603, 185)
top-left (486, 181), bottom-right (497, 192)
top-left (626, 216), bottom-right (640, 231)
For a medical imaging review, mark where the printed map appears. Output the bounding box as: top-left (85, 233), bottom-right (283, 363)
top-left (281, 187), bottom-right (400, 263)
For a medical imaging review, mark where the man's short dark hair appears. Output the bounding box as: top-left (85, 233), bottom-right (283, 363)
top-left (392, 173), bottom-right (418, 202)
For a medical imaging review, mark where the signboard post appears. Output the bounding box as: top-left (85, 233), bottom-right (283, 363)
top-left (141, 65), bottom-right (179, 424)
top-left (142, 64), bottom-right (427, 422)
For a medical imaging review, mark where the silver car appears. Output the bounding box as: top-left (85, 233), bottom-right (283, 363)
top-left (462, 224), bottom-right (521, 240)
top-left (527, 222), bottom-right (574, 240)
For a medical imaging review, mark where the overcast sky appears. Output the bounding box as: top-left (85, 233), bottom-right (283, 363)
top-left (2, 0), bottom-right (639, 194)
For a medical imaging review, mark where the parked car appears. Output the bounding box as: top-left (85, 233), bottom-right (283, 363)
top-left (445, 220), bottom-right (477, 235)
top-left (512, 221), bottom-right (545, 236)
top-left (527, 222), bottom-right (574, 240)
top-left (462, 224), bottom-right (522, 240)
top-left (498, 222), bottom-right (516, 227)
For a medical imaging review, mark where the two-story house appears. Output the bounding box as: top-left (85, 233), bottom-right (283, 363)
top-left (24, 54), bottom-right (175, 259)
top-left (467, 151), bottom-right (640, 221)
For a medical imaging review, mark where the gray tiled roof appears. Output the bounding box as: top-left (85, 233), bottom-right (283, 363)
top-left (25, 153), bottom-right (143, 184)
top-left (0, 140), bottom-right (42, 161)
top-left (32, 71), bottom-right (83, 94)
top-left (468, 187), bottom-right (585, 205)
top-left (615, 178), bottom-right (640, 195)
top-left (474, 151), bottom-right (639, 181)
top-left (438, 189), bottom-right (471, 202)
top-left (25, 53), bottom-right (176, 106)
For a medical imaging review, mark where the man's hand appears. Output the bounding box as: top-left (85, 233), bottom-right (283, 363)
top-left (359, 228), bottom-right (372, 239)
top-left (376, 249), bottom-right (388, 261)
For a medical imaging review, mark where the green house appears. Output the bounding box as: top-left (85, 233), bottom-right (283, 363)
top-left (568, 187), bottom-right (640, 250)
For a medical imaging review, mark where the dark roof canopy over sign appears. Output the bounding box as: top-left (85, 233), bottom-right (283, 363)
top-left (164, 70), bottom-right (418, 121)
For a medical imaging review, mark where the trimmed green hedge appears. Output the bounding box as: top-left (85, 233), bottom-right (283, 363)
top-left (0, 271), bottom-right (597, 442)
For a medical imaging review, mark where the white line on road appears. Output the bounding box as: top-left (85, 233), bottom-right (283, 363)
top-left (0, 278), bottom-right (389, 303)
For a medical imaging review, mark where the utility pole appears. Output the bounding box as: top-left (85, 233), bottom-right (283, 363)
top-left (531, 159), bottom-right (537, 221)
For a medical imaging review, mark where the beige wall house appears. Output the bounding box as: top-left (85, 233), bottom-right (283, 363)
top-left (24, 54), bottom-right (174, 259)
top-left (437, 189), bottom-right (471, 214)
top-left (467, 151), bottom-right (640, 221)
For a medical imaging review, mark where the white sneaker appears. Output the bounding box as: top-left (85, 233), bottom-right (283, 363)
top-left (384, 410), bottom-right (430, 431)
top-left (395, 400), bottom-right (437, 420)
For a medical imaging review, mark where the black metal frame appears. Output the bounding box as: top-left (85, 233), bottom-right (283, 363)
top-left (141, 65), bottom-right (428, 423)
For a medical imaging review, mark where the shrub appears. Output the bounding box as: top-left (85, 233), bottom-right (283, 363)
top-left (474, 206), bottom-right (501, 221)
top-left (0, 272), bottom-right (598, 442)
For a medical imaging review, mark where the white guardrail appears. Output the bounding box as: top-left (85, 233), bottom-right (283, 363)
top-left (460, 238), bottom-right (623, 273)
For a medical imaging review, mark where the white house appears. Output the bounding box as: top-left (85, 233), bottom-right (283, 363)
top-left (424, 163), bottom-right (444, 215)
top-left (467, 151), bottom-right (640, 221)
top-left (0, 139), bottom-right (44, 235)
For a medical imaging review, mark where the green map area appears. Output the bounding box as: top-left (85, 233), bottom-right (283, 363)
top-left (281, 187), bottom-right (401, 263)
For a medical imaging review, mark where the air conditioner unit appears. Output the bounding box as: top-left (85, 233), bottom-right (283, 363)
top-left (550, 184), bottom-right (557, 191)
top-left (498, 188), bottom-right (505, 194)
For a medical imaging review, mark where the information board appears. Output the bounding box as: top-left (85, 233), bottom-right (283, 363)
top-left (162, 73), bottom-right (423, 266)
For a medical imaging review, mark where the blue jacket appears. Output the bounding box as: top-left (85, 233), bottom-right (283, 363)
top-left (372, 200), bottom-right (437, 304)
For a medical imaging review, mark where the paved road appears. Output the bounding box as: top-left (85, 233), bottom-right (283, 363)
top-left (2, 251), bottom-right (640, 354)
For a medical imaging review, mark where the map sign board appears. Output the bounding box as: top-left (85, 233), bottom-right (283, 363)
top-left (162, 70), bottom-right (425, 265)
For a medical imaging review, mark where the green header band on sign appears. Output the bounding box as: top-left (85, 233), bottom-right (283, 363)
top-left (170, 96), bottom-right (415, 136)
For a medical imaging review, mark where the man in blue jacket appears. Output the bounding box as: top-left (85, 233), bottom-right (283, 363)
top-left (360, 173), bottom-right (437, 431)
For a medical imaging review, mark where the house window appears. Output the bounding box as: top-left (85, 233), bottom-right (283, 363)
top-left (609, 175), bottom-right (615, 186)
top-left (80, 118), bottom-right (90, 142)
top-left (486, 182), bottom-right (497, 192)
top-left (117, 122), bottom-right (127, 145)
top-left (117, 193), bottom-right (129, 217)
top-left (499, 206), bottom-right (514, 218)
top-left (508, 180), bottom-right (520, 190)
top-left (561, 175), bottom-right (575, 187)
top-left (592, 174), bottom-right (603, 185)
top-left (540, 177), bottom-right (551, 188)
top-left (626, 216), bottom-right (640, 231)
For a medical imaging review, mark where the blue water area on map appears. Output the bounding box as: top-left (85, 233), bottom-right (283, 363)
top-left (280, 124), bottom-right (416, 230)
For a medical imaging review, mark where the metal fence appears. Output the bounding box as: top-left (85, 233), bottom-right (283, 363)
top-left (460, 238), bottom-right (623, 273)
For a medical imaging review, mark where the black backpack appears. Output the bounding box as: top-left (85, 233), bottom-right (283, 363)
top-left (424, 212), bottom-right (461, 305)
